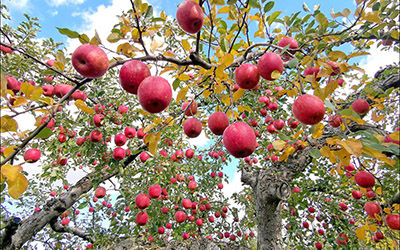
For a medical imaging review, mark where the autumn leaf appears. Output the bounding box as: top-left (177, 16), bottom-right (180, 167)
top-left (232, 88), bottom-right (244, 101)
top-left (7, 173), bottom-right (28, 199)
top-left (75, 100), bottom-right (95, 114)
top-left (1, 164), bottom-right (20, 182)
top-left (312, 123), bottom-right (324, 139)
top-left (356, 226), bottom-right (366, 240)
top-left (176, 86), bottom-right (189, 104)
top-left (272, 140), bottom-right (286, 151)
top-left (1, 115), bottom-right (18, 133)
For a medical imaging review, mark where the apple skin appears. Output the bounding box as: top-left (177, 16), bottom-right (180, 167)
top-left (354, 171), bottom-right (375, 188)
top-left (292, 94), bottom-right (325, 125)
top-left (223, 122), bottom-right (257, 158)
top-left (183, 118), bottom-right (202, 138)
top-left (89, 130), bottom-right (102, 143)
top-left (114, 133), bottom-right (127, 146)
top-left (24, 148), bottom-right (41, 163)
top-left (208, 112), bottom-right (229, 135)
top-left (136, 211), bottom-right (149, 226)
top-left (304, 66), bottom-right (321, 81)
top-left (124, 127), bottom-right (136, 138)
top-left (352, 99), bottom-right (370, 115)
top-left (6, 75), bottom-right (21, 93)
top-left (385, 214), bottom-right (400, 230)
top-left (273, 119), bottom-right (285, 130)
top-left (182, 101), bottom-right (198, 116)
top-left (278, 37), bottom-right (298, 60)
top-left (135, 193), bottom-right (150, 209)
top-left (176, 0), bottom-right (204, 34)
top-left (71, 90), bottom-right (87, 101)
top-left (137, 76), bottom-right (172, 113)
top-left (0, 44), bottom-right (13, 54)
top-left (119, 60), bottom-right (151, 95)
top-left (234, 64), bottom-right (260, 89)
top-left (328, 115), bottom-right (342, 127)
top-left (352, 190), bottom-right (362, 199)
top-left (53, 84), bottom-right (73, 98)
top-left (71, 44), bottom-right (109, 79)
top-left (42, 85), bottom-right (54, 97)
top-left (328, 61), bottom-right (340, 76)
top-left (94, 187), bottom-right (106, 198)
top-left (113, 147), bottom-right (126, 161)
top-left (175, 211), bottom-right (187, 223)
top-left (148, 184), bottom-right (161, 198)
top-left (364, 202), bottom-right (380, 218)
top-left (182, 198), bottom-right (192, 209)
top-left (257, 52), bottom-right (284, 81)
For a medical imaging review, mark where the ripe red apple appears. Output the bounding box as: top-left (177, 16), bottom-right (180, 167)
top-left (278, 37), bottom-right (298, 60)
top-left (135, 193), bottom-right (150, 209)
top-left (148, 184), bottom-right (161, 198)
top-left (71, 90), bottom-right (87, 101)
top-left (137, 76), bottom-right (172, 113)
top-left (42, 85), bottom-right (54, 97)
top-left (328, 61), bottom-right (340, 76)
top-left (113, 147), bottom-right (126, 161)
top-left (114, 133), bottom-right (127, 146)
top-left (5, 75), bottom-right (20, 93)
top-left (273, 119), bottom-right (285, 130)
top-left (183, 118), bottom-right (202, 138)
top-left (182, 101), bottom-right (198, 116)
top-left (188, 181), bottom-right (197, 190)
top-left (385, 214), bottom-right (400, 230)
top-left (185, 149), bottom-right (194, 158)
top-left (140, 152), bottom-right (150, 162)
top-left (352, 190), bottom-right (362, 199)
top-left (304, 66), bottom-right (321, 81)
top-left (223, 122), bottom-right (256, 158)
top-left (89, 130), bottom-right (102, 143)
top-left (24, 148), bottom-right (41, 163)
top-left (364, 202), bottom-right (380, 218)
top-left (93, 114), bottom-right (104, 127)
top-left (136, 211), bottom-right (149, 226)
top-left (124, 127), bottom-right (136, 138)
top-left (0, 43), bottom-right (13, 54)
top-left (61, 218), bottom-right (70, 226)
top-left (339, 202), bottom-right (348, 211)
top-left (53, 84), bottom-right (73, 98)
top-left (208, 112), bottom-right (229, 135)
top-left (182, 198), bottom-right (192, 209)
top-left (315, 242), bottom-right (323, 250)
top-left (382, 40), bottom-right (393, 46)
top-left (292, 94), bottom-right (325, 125)
top-left (158, 226), bottom-right (165, 234)
top-left (267, 124), bottom-right (276, 134)
top-left (354, 171), bottom-right (375, 188)
top-left (95, 187), bottom-right (106, 198)
top-left (352, 99), bottom-right (370, 115)
top-left (119, 60), bottom-right (151, 94)
top-left (176, 0), bottom-right (204, 34)
top-left (257, 52), bottom-right (284, 81)
top-left (328, 115), bottom-right (342, 127)
top-left (175, 211), bottom-right (186, 223)
top-left (234, 63), bottom-right (260, 89)
top-left (336, 233), bottom-right (348, 246)
top-left (71, 44), bottom-right (109, 78)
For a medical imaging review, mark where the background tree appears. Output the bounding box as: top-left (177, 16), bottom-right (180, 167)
top-left (0, 0), bottom-right (399, 249)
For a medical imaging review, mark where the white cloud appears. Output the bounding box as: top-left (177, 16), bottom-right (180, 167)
top-left (5, 0), bottom-right (30, 10)
top-left (359, 44), bottom-right (398, 78)
top-left (50, 10), bottom-right (58, 16)
top-left (46, 0), bottom-right (86, 7)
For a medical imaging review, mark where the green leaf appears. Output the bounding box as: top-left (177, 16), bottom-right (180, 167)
top-left (303, 2), bottom-right (310, 12)
top-left (268, 11), bottom-right (282, 25)
top-left (264, 1), bottom-right (274, 12)
top-left (56, 27), bottom-right (80, 38)
top-left (35, 127), bottom-right (53, 139)
top-left (41, 69), bottom-right (56, 76)
top-left (315, 13), bottom-right (328, 30)
top-left (145, 5), bottom-right (153, 18)
top-left (79, 34), bottom-right (89, 44)
top-left (278, 133), bottom-right (290, 141)
top-left (107, 32), bottom-right (121, 43)
top-left (310, 148), bottom-right (321, 159)
top-left (287, 57), bottom-right (299, 69)
top-left (173, 78), bottom-right (181, 91)
top-left (324, 99), bottom-right (336, 111)
top-left (78, 201), bottom-right (88, 209)
top-left (249, 0), bottom-right (261, 8)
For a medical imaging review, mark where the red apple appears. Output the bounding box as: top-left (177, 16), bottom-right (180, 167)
top-left (71, 44), bottom-right (109, 78)
top-left (42, 85), bottom-right (54, 97)
top-left (93, 114), bottom-right (104, 127)
top-left (315, 242), bottom-right (323, 250)
top-left (182, 101), bottom-right (198, 116)
top-left (176, 0), bottom-right (204, 34)
top-left (140, 152), bottom-right (150, 162)
top-left (257, 52), bottom-right (284, 81)
top-left (0, 44), bottom-right (13, 54)
top-left (175, 211), bottom-right (187, 223)
top-left (24, 148), bottom-right (41, 163)
top-left (183, 118), bottom-right (202, 138)
top-left (135, 193), bottom-right (150, 209)
top-left (223, 122), bottom-right (256, 158)
top-left (328, 61), bottom-right (340, 76)
top-left (188, 181), bottom-right (197, 190)
top-left (124, 127), bottom-right (136, 138)
top-left (136, 211), bottom-right (149, 226)
top-left (382, 40), bottom-right (393, 46)
top-left (148, 184), bottom-right (161, 198)
top-left (278, 37), bottom-right (298, 51)
top-left (89, 130), bottom-right (102, 143)
top-left (304, 66), bottom-right (321, 81)
top-left (6, 75), bottom-right (20, 93)
top-left (114, 133), bottom-right (127, 146)
top-left (273, 119), bottom-right (285, 130)
top-left (113, 147), bottom-right (126, 161)
top-left (138, 76), bottom-right (172, 113)
top-left (364, 202), bottom-right (380, 218)
top-left (328, 115), bottom-right (342, 127)
top-left (352, 99), bottom-right (370, 115)
top-left (354, 171), bottom-right (375, 188)
top-left (185, 149), bottom-right (194, 158)
top-left (182, 198), bottom-right (192, 209)
top-left (352, 190), bottom-right (362, 199)
top-left (53, 84), bottom-right (73, 98)
top-left (385, 214), bottom-right (400, 230)
top-left (119, 60), bottom-right (151, 94)
top-left (71, 90), bottom-right (87, 101)
top-left (208, 112), bottom-right (229, 135)
top-left (95, 187), bottom-right (106, 198)
top-left (292, 94), bottom-right (325, 125)
top-left (235, 63), bottom-right (260, 89)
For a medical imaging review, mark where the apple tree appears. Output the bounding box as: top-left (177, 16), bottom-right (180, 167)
top-left (1, 0), bottom-right (399, 249)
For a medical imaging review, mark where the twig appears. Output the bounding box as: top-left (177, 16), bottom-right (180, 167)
top-left (130, 0), bottom-right (149, 56)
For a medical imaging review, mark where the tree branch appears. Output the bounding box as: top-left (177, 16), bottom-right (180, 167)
top-left (49, 219), bottom-right (93, 243)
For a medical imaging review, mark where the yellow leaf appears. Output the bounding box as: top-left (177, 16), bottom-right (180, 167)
top-left (337, 139), bottom-right (363, 157)
top-left (372, 112), bottom-right (385, 122)
top-left (389, 131), bottom-right (399, 142)
top-left (280, 146), bottom-right (295, 161)
top-left (150, 39), bottom-right (164, 53)
top-left (222, 54), bottom-right (234, 66)
top-left (0, 74), bottom-right (7, 97)
top-left (176, 86), bottom-right (189, 104)
top-left (218, 6), bottom-right (230, 13)
top-left (203, 89), bottom-right (211, 99)
top-left (335, 149), bottom-right (351, 167)
top-left (164, 117), bottom-right (174, 126)
top-left (148, 132), bottom-right (161, 155)
top-left (391, 30), bottom-right (399, 40)
top-left (75, 100), bottom-right (95, 114)
top-left (7, 173), bottom-right (28, 199)
top-left (272, 140), bottom-right (286, 151)
top-left (312, 123), bottom-right (324, 139)
top-left (1, 164), bottom-right (20, 182)
top-left (384, 207), bottom-right (391, 214)
top-left (328, 51), bottom-right (347, 60)
top-left (12, 97), bottom-right (28, 107)
top-left (232, 88), bottom-right (244, 101)
top-left (362, 146), bottom-right (396, 166)
top-left (363, 11), bottom-right (381, 24)
top-left (1, 115), bottom-right (18, 133)
top-left (294, 129), bottom-right (303, 139)
top-left (375, 187), bottom-right (382, 195)
top-left (117, 43), bottom-right (135, 57)
top-left (178, 74), bottom-right (191, 81)
top-left (38, 97), bottom-right (54, 105)
top-left (237, 105), bottom-right (252, 113)
top-left (54, 61), bottom-right (65, 71)
top-left (215, 65), bottom-right (227, 80)
top-left (221, 94), bottom-right (231, 106)
top-left (226, 110), bottom-right (233, 119)
top-left (356, 226), bottom-right (366, 240)
top-left (320, 146), bottom-right (336, 163)
top-left (271, 70), bottom-right (281, 80)
top-left (182, 39), bottom-right (191, 51)
top-left (144, 124), bottom-right (155, 133)
top-left (214, 82), bottom-right (225, 94)
top-left (3, 146), bottom-right (17, 158)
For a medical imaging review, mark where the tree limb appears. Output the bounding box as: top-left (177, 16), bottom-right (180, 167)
top-left (49, 218), bottom-right (93, 243)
